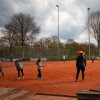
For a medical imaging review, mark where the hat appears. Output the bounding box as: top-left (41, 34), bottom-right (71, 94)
top-left (77, 51), bottom-right (85, 54)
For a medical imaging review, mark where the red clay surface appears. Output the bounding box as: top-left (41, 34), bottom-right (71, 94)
top-left (0, 60), bottom-right (100, 96)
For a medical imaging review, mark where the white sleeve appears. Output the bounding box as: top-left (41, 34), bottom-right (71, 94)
top-left (39, 62), bottom-right (42, 67)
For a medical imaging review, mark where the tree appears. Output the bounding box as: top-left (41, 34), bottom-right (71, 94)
top-left (2, 24), bottom-right (16, 55)
top-left (65, 39), bottom-right (77, 56)
top-left (51, 36), bottom-right (58, 48)
top-left (10, 13), bottom-right (40, 46)
top-left (87, 11), bottom-right (100, 56)
top-left (44, 37), bottom-right (52, 48)
top-left (90, 43), bottom-right (98, 56)
top-left (0, 37), bottom-right (8, 48)
top-left (2, 13), bottom-right (40, 57)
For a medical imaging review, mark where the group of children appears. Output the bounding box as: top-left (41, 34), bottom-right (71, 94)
top-left (0, 58), bottom-right (44, 80)
top-left (14, 59), bottom-right (44, 79)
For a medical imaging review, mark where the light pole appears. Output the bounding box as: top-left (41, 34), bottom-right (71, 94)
top-left (56, 5), bottom-right (59, 61)
top-left (88, 8), bottom-right (90, 60)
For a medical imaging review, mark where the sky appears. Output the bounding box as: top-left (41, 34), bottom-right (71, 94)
top-left (0, 0), bottom-right (100, 45)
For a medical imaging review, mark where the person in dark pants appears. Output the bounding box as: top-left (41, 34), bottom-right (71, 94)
top-left (91, 56), bottom-right (94, 63)
top-left (15, 60), bottom-right (24, 79)
top-left (0, 61), bottom-right (6, 78)
top-left (75, 51), bottom-right (86, 82)
top-left (36, 59), bottom-right (44, 79)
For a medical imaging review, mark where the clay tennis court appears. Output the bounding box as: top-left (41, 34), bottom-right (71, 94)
top-left (0, 60), bottom-right (100, 96)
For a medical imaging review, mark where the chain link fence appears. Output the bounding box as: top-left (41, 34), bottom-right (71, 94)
top-left (0, 46), bottom-right (98, 61)
top-left (0, 46), bottom-right (78, 61)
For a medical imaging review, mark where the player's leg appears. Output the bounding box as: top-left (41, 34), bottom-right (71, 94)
top-left (39, 69), bottom-right (42, 79)
top-left (21, 69), bottom-right (24, 78)
top-left (75, 68), bottom-right (80, 81)
top-left (17, 69), bottom-right (20, 79)
top-left (0, 70), bottom-right (5, 77)
top-left (37, 69), bottom-right (42, 79)
top-left (37, 69), bottom-right (40, 78)
top-left (81, 68), bottom-right (85, 81)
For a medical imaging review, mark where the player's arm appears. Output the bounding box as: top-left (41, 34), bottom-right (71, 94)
top-left (39, 62), bottom-right (44, 67)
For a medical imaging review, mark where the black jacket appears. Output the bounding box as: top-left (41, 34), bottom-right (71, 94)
top-left (76, 55), bottom-right (86, 68)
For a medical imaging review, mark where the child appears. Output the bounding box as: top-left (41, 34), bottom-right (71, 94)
top-left (36, 58), bottom-right (44, 79)
top-left (91, 56), bottom-right (94, 63)
top-left (63, 55), bottom-right (66, 63)
top-left (0, 61), bottom-right (6, 78)
top-left (15, 60), bottom-right (24, 79)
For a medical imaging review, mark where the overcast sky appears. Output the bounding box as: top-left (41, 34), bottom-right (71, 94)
top-left (0, 0), bottom-right (100, 45)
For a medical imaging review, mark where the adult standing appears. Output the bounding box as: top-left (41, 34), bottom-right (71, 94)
top-left (75, 51), bottom-right (86, 82)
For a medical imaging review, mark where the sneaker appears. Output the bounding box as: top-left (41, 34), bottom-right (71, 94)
top-left (37, 76), bottom-right (39, 79)
top-left (22, 76), bottom-right (24, 78)
top-left (82, 79), bottom-right (84, 82)
top-left (75, 80), bottom-right (77, 82)
top-left (17, 77), bottom-right (20, 79)
top-left (40, 77), bottom-right (43, 79)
